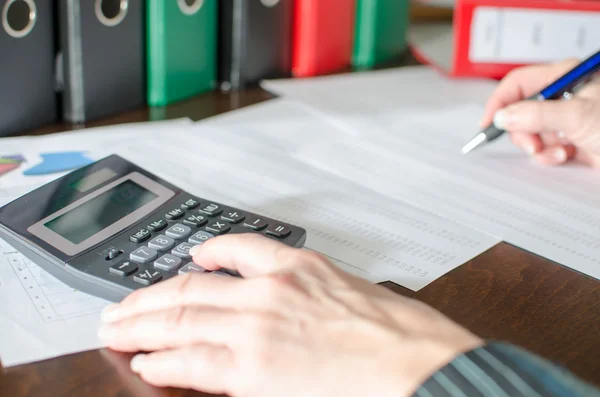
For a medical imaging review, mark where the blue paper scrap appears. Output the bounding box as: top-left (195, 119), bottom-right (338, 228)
top-left (23, 152), bottom-right (94, 176)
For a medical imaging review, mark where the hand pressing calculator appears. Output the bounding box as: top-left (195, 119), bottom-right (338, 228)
top-left (0, 155), bottom-right (306, 302)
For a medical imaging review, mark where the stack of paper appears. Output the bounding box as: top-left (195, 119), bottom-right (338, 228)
top-left (262, 67), bottom-right (600, 281)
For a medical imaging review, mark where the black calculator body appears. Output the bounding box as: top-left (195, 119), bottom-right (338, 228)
top-left (0, 155), bottom-right (307, 302)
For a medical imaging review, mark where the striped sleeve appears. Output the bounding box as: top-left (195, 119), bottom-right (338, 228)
top-left (413, 342), bottom-right (600, 397)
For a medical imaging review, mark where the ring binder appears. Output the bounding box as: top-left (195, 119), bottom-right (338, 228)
top-left (177, 0), bottom-right (203, 15)
top-left (146, 0), bottom-right (217, 106)
top-left (94, 0), bottom-right (128, 27)
top-left (58, 0), bottom-right (145, 123)
top-left (2, 0), bottom-right (36, 38)
top-left (218, 0), bottom-right (293, 91)
top-left (0, 0), bottom-right (56, 136)
top-left (409, 0), bottom-right (600, 79)
top-left (292, 0), bottom-right (355, 77)
top-left (352, 0), bottom-right (410, 69)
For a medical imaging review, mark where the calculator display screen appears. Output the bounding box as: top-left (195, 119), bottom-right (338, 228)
top-left (44, 180), bottom-right (158, 244)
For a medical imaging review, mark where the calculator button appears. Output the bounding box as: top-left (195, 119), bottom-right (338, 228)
top-left (181, 198), bottom-right (200, 210)
top-left (133, 269), bottom-right (163, 286)
top-left (183, 214), bottom-right (208, 228)
top-left (178, 262), bottom-right (207, 275)
top-left (266, 225), bottom-right (291, 238)
top-left (198, 203), bottom-right (222, 217)
top-left (154, 254), bottom-right (183, 272)
top-left (147, 219), bottom-right (167, 232)
top-left (222, 210), bottom-right (245, 224)
top-left (243, 216), bottom-right (268, 231)
top-left (166, 223), bottom-right (192, 240)
top-left (109, 260), bottom-right (138, 277)
top-left (130, 229), bottom-right (151, 243)
top-left (148, 235), bottom-right (175, 251)
top-left (130, 247), bottom-right (158, 264)
top-left (172, 242), bottom-right (194, 259)
top-left (165, 208), bottom-right (185, 220)
top-left (188, 231), bottom-right (215, 245)
top-left (206, 221), bottom-right (231, 235)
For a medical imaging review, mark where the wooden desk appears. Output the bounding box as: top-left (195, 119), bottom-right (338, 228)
top-left (1, 65), bottom-right (599, 397)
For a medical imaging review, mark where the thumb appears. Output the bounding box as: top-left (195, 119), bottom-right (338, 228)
top-left (493, 98), bottom-right (590, 136)
top-left (190, 233), bottom-right (297, 277)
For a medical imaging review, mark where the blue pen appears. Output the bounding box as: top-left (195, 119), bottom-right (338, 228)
top-left (462, 49), bottom-right (600, 154)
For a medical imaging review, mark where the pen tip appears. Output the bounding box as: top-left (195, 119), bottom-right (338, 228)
top-left (461, 132), bottom-right (486, 155)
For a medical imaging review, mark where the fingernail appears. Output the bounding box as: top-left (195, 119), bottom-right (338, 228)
top-left (189, 244), bottom-right (203, 257)
top-left (525, 143), bottom-right (536, 155)
top-left (493, 109), bottom-right (513, 130)
top-left (552, 147), bottom-right (567, 163)
top-left (101, 303), bottom-right (121, 323)
top-left (130, 354), bottom-right (146, 373)
top-left (97, 324), bottom-right (116, 341)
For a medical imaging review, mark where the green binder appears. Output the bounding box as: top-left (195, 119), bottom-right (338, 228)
top-left (352, 0), bottom-right (410, 69)
top-left (146, 0), bottom-right (217, 106)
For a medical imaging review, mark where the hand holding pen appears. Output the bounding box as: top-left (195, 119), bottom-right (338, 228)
top-left (462, 51), bottom-right (600, 167)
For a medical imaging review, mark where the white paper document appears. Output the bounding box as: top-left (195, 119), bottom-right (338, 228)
top-left (263, 67), bottom-right (600, 281)
top-left (0, 239), bottom-right (109, 367)
top-left (122, 124), bottom-right (498, 289)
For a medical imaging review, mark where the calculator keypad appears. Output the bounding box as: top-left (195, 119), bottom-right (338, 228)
top-left (165, 208), bottom-right (184, 220)
top-left (221, 210), bottom-right (245, 224)
top-left (154, 254), bottom-right (183, 272)
top-left (147, 219), bottom-right (167, 232)
top-left (148, 235), bottom-right (175, 251)
top-left (244, 216), bottom-right (268, 231)
top-left (130, 247), bottom-right (158, 264)
top-left (94, 192), bottom-right (301, 297)
top-left (188, 231), bottom-right (214, 245)
top-left (181, 198), bottom-right (200, 210)
top-left (198, 203), bottom-right (222, 217)
top-left (178, 262), bottom-right (207, 275)
top-left (183, 214), bottom-right (208, 227)
top-left (109, 260), bottom-right (138, 276)
top-left (172, 242), bottom-right (194, 259)
top-left (130, 229), bottom-right (151, 243)
top-left (133, 269), bottom-right (163, 286)
top-left (266, 225), bottom-right (291, 238)
top-left (166, 223), bottom-right (192, 240)
top-left (206, 221), bottom-right (230, 235)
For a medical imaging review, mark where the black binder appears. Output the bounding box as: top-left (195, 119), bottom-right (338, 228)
top-left (0, 0), bottom-right (57, 136)
top-left (58, 0), bottom-right (145, 123)
top-left (218, 0), bottom-right (293, 91)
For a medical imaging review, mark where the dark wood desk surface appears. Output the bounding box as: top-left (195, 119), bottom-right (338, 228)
top-left (1, 80), bottom-right (599, 397)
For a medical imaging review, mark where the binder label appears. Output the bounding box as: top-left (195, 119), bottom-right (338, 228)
top-left (469, 7), bottom-right (600, 64)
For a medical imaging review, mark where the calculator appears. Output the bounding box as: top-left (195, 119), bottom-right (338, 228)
top-left (0, 155), bottom-right (307, 302)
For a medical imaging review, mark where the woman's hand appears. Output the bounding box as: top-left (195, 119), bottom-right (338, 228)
top-left (98, 234), bottom-right (482, 397)
top-left (481, 58), bottom-right (600, 167)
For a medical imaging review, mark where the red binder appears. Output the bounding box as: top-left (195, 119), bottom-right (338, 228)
top-left (292, 0), bottom-right (355, 77)
top-left (410, 0), bottom-right (600, 79)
